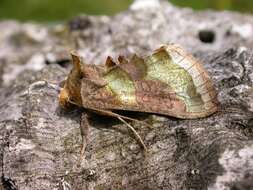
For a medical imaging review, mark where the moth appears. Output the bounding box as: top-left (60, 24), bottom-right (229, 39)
top-left (59, 44), bottom-right (218, 154)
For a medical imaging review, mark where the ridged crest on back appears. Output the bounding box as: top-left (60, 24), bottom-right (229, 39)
top-left (99, 44), bottom-right (218, 118)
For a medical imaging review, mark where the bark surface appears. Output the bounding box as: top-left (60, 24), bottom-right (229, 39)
top-left (0, 1), bottom-right (253, 189)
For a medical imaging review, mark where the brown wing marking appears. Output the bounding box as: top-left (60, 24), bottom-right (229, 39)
top-left (81, 77), bottom-right (119, 109)
top-left (104, 55), bottom-right (147, 81)
top-left (134, 80), bottom-right (187, 114)
top-left (118, 55), bottom-right (128, 64)
top-left (116, 55), bottom-right (147, 80)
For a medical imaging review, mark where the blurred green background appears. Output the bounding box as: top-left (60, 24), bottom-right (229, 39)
top-left (0, 0), bottom-right (253, 22)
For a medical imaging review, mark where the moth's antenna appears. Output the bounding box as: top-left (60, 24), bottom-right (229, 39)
top-left (88, 108), bottom-right (149, 151)
top-left (89, 107), bottom-right (152, 129)
top-left (117, 116), bottom-right (148, 152)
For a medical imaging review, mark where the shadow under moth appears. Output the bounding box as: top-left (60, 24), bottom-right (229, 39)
top-left (59, 44), bottom-right (218, 155)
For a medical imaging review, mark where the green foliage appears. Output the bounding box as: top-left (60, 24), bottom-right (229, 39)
top-left (170, 0), bottom-right (253, 12)
top-left (0, 0), bottom-right (133, 21)
top-left (0, 0), bottom-right (253, 22)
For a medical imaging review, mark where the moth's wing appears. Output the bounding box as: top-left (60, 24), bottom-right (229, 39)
top-left (162, 44), bottom-right (218, 117)
top-left (81, 60), bottom-right (140, 110)
top-left (81, 77), bottom-right (107, 97)
top-left (146, 45), bottom-right (217, 118)
top-left (105, 55), bottom-right (128, 70)
top-left (82, 54), bottom-right (146, 109)
top-left (81, 77), bottom-right (119, 109)
top-left (83, 45), bottom-right (218, 119)
top-left (81, 77), bottom-right (193, 119)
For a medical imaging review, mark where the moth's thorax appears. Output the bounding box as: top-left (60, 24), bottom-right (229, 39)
top-left (59, 64), bottom-right (83, 108)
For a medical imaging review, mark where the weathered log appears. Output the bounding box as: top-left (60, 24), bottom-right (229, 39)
top-left (0, 1), bottom-right (252, 189)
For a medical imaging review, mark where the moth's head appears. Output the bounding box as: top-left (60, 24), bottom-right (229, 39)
top-left (59, 51), bottom-right (83, 108)
top-left (59, 52), bottom-right (105, 108)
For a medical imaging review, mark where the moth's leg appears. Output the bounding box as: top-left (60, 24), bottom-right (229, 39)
top-left (79, 113), bottom-right (90, 161)
top-left (92, 109), bottom-right (148, 151)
